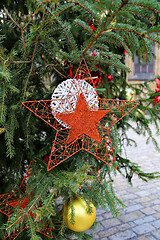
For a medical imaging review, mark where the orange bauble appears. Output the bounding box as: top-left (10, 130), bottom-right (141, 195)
top-left (63, 198), bottom-right (96, 232)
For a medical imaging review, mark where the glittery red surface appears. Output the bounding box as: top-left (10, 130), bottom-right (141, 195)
top-left (56, 93), bottom-right (109, 144)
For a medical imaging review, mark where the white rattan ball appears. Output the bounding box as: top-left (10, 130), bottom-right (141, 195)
top-left (51, 79), bottom-right (99, 127)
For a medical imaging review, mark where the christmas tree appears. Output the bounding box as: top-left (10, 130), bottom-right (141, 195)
top-left (0, 0), bottom-right (160, 239)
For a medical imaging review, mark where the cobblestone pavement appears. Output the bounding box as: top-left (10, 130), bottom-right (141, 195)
top-left (87, 123), bottom-right (160, 240)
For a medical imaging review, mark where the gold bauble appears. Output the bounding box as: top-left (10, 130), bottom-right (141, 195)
top-left (0, 128), bottom-right (5, 134)
top-left (63, 198), bottom-right (96, 232)
top-left (126, 88), bottom-right (134, 100)
top-left (133, 109), bottom-right (145, 119)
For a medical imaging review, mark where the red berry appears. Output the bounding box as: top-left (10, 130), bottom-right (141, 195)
top-left (43, 154), bottom-right (49, 162)
top-left (108, 75), bottom-right (113, 82)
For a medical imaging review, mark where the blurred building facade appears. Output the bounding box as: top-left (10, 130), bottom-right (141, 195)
top-left (126, 45), bottom-right (160, 90)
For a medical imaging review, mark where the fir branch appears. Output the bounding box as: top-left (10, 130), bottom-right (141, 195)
top-left (125, 9), bottom-right (151, 21)
top-left (95, 5), bottom-right (106, 14)
top-left (22, 64), bottom-right (33, 102)
top-left (27, 215), bottom-right (42, 240)
top-left (31, 34), bottom-right (40, 62)
top-left (13, 60), bottom-right (31, 64)
top-left (6, 178), bottom-right (49, 232)
top-left (74, 19), bottom-right (93, 35)
top-left (145, 35), bottom-right (160, 45)
top-left (82, 30), bottom-right (103, 57)
top-left (91, 0), bottom-right (106, 3)
top-left (101, 32), bottom-right (126, 47)
top-left (116, 154), bottom-right (160, 183)
top-left (84, 181), bottom-right (106, 206)
top-left (5, 83), bottom-right (19, 93)
top-left (93, 43), bottom-right (108, 51)
top-left (26, 111), bottom-right (32, 148)
top-left (46, 64), bottom-right (67, 78)
top-left (86, 58), bottom-right (130, 71)
top-left (4, 124), bottom-right (15, 158)
top-left (0, 83), bottom-right (6, 123)
top-left (100, 38), bottom-right (119, 47)
top-left (47, 2), bottom-right (75, 18)
top-left (3, 7), bottom-right (21, 29)
top-left (55, 17), bottom-right (78, 62)
top-left (74, 1), bottom-right (100, 24)
top-left (129, 1), bottom-right (160, 15)
top-left (21, 29), bottom-right (29, 59)
top-left (109, 0), bottom-right (114, 16)
top-left (39, 43), bottom-right (67, 74)
top-left (116, 0), bottom-right (129, 12)
top-left (89, 168), bottom-right (119, 216)
top-left (109, 26), bottom-right (144, 36)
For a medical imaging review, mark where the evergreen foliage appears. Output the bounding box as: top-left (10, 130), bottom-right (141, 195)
top-left (0, 0), bottom-right (160, 239)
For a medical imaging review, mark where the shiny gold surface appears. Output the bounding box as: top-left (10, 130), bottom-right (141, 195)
top-left (63, 198), bottom-right (96, 232)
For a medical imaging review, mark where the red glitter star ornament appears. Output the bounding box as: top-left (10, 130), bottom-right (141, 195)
top-left (22, 60), bottom-right (139, 171)
top-left (0, 163), bottom-right (53, 240)
top-left (56, 93), bottom-right (109, 144)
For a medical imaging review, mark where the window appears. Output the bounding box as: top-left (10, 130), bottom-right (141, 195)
top-left (129, 46), bottom-right (155, 81)
top-left (134, 53), bottom-right (154, 74)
